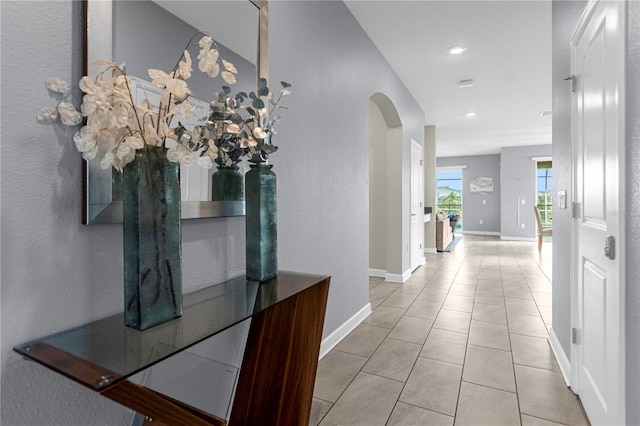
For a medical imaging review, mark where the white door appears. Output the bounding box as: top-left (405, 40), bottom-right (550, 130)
top-left (571, 1), bottom-right (625, 424)
top-left (410, 140), bottom-right (423, 270)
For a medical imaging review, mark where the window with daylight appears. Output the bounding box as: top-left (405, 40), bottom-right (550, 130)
top-left (537, 161), bottom-right (553, 225)
top-left (436, 170), bottom-right (462, 229)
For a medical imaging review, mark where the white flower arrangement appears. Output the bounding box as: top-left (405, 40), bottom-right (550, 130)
top-left (39, 35), bottom-right (290, 171)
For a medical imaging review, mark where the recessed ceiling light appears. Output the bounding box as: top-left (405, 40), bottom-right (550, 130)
top-left (465, 112), bottom-right (477, 117)
top-left (458, 79), bottom-right (474, 88)
top-left (448, 45), bottom-right (467, 55)
top-left (539, 111), bottom-right (552, 117)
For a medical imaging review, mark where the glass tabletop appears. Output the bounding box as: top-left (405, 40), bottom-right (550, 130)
top-left (13, 271), bottom-right (328, 391)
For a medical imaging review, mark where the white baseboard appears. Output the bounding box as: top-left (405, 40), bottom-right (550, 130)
top-left (500, 235), bottom-right (537, 242)
top-left (462, 231), bottom-right (501, 236)
top-left (424, 248), bottom-right (437, 254)
top-left (369, 268), bottom-right (386, 278)
top-left (548, 327), bottom-right (572, 387)
top-left (370, 269), bottom-right (412, 282)
top-left (385, 269), bottom-right (411, 283)
top-left (319, 303), bottom-right (372, 359)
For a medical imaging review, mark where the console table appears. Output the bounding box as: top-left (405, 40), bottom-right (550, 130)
top-left (13, 271), bottom-right (330, 425)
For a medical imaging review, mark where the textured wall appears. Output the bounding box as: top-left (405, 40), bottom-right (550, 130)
top-left (1, 1), bottom-right (425, 424)
top-left (551, 2), bottom-right (640, 422)
top-left (625, 1), bottom-right (640, 423)
top-left (437, 154), bottom-right (502, 234)
top-left (550, 0), bottom-right (586, 364)
top-left (1, 1), bottom-right (249, 424)
top-left (424, 126), bottom-right (436, 251)
top-left (500, 145), bottom-right (552, 239)
top-left (267, 0), bottom-right (424, 333)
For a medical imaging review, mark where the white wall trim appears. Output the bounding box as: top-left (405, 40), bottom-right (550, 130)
top-left (500, 236), bottom-right (537, 242)
top-left (424, 248), bottom-right (437, 254)
top-left (386, 269), bottom-right (411, 283)
top-left (436, 165), bottom-right (468, 172)
top-left (319, 303), bottom-right (372, 359)
top-left (532, 156), bottom-right (552, 162)
top-left (369, 268), bottom-right (386, 278)
top-left (549, 328), bottom-right (572, 388)
top-left (462, 231), bottom-right (501, 236)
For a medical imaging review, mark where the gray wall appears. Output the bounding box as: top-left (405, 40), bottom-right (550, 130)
top-left (268, 0), bottom-right (424, 303)
top-left (551, 0), bottom-right (585, 367)
top-left (625, 1), bottom-right (640, 423)
top-left (500, 145), bottom-right (552, 239)
top-left (437, 154), bottom-right (501, 234)
top-left (551, 1), bottom-right (640, 423)
top-left (0, 1), bottom-right (425, 424)
top-left (424, 126), bottom-right (436, 251)
top-left (114, 1), bottom-right (255, 106)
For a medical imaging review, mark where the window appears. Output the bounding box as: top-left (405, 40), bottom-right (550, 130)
top-left (537, 161), bottom-right (553, 225)
top-left (436, 170), bottom-right (462, 229)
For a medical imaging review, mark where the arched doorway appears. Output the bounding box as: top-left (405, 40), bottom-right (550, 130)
top-left (368, 93), bottom-right (404, 281)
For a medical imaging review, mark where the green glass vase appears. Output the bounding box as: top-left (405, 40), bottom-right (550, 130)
top-left (211, 165), bottom-right (243, 201)
top-left (245, 163), bottom-right (277, 282)
top-left (123, 146), bottom-right (183, 330)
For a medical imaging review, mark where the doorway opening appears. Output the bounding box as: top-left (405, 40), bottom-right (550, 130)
top-left (368, 93), bottom-right (405, 281)
top-left (436, 169), bottom-right (462, 231)
top-left (536, 160), bottom-right (553, 227)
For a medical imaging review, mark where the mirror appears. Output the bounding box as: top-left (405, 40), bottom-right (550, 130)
top-left (83, 0), bottom-right (268, 224)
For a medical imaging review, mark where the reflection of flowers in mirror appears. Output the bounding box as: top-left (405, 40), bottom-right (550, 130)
top-left (37, 36), bottom-right (245, 170)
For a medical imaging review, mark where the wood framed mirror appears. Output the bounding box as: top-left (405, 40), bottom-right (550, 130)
top-left (83, 0), bottom-right (268, 224)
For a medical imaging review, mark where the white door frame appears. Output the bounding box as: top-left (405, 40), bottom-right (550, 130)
top-left (570, 0), bottom-right (626, 423)
top-left (410, 139), bottom-right (424, 270)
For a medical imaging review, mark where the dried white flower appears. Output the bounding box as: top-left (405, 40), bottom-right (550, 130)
top-left (198, 49), bottom-right (220, 78)
top-left (148, 69), bottom-right (171, 89)
top-left (116, 142), bottom-right (131, 160)
top-left (100, 152), bottom-right (114, 170)
top-left (124, 135), bottom-right (144, 150)
top-left (221, 71), bottom-right (237, 85)
top-left (164, 79), bottom-right (190, 102)
top-left (167, 143), bottom-right (192, 165)
top-left (73, 127), bottom-right (97, 153)
top-left (198, 36), bottom-right (213, 53)
top-left (45, 77), bottom-right (70, 94)
top-left (252, 127), bottom-right (267, 139)
top-left (178, 50), bottom-right (192, 80)
top-left (222, 60), bottom-right (237, 74)
top-left (226, 123), bottom-right (241, 134)
top-left (57, 101), bottom-right (83, 126)
top-left (196, 155), bottom-right (213, 170)
top-left (37, 107), bottom-right (58, 124)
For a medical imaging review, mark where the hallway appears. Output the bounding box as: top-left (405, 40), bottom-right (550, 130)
top-left (311, 235), bottom-right (589, 425)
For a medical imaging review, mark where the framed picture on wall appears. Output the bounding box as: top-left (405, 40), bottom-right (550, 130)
top-left (470, 177), bottom-right (493, 194)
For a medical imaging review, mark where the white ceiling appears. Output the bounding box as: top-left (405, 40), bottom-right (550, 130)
top-left (344, 0), bottom-right (553, 158)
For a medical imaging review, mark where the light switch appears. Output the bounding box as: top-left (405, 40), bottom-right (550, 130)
top-left (482, 200), bottom-right (486, 204)
top-left (521, 199), bottom-right (525, 205)
top-left (558, 190), bottom-right (567, 209)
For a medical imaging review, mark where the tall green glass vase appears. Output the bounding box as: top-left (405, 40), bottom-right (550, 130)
top-left (123, 146), bottom-right (183, 330)
top-left (211, 165), bottom-right (243, 201)
top-left (245, 163), bottom-right (277, 282)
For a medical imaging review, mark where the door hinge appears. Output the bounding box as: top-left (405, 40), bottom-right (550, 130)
top-left (572, 327), bottom-right (579, 344)
top-left (572, 202), bottom-right (580, 219)
top-left (420, 160), bottom-right (423, 166)
top-left (565, 74), bottom-right (578, 92)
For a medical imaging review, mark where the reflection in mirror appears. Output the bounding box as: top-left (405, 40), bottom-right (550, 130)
top-left (84, 0), bottom-right (267, 224)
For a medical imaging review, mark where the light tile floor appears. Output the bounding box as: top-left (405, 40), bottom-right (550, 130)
top-left (311, 235), bottom-right (590, 426)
